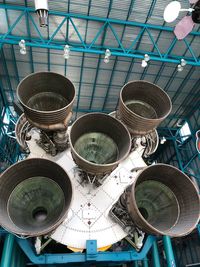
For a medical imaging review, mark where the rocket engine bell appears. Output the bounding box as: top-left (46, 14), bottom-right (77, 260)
top-left (16, 72), bottom-right (76, 156)
top-left (3, 73), bottom-right (199, 250)
top-left (119, 81), bottom-right (172, 135)
top-left (127, 164), bottom-right (200, 237)
top-left (0, 158), bottom-right (72, 236)
top-left (17, 72), bottom-right (75, 131)
top-left (69, 113), bottom-right (132, 176)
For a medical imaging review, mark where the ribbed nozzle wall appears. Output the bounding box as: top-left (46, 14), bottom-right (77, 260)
top-left (17, 72), bottom-right (75, 130)
top-left (127, 164), bottom-right (200, 237)
top-left (69, 113), bottom-right (132, 176)
top-left (0, 158), bottom-right (73, 236)
top-left (119, 81), bottom-right (172, 135)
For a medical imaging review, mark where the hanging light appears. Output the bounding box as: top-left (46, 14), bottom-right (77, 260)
top-left (180, 58), bottom-right (187, 66)
top-left (63, 45), bottom-right (70, 59)
top-left (104, 49), bottom-right (111, 63)
top-left (177, 64), bottom-right (183, 72)
top-left (177, 58), bottom-right (187, 72)
top-left (144, 54), bottom-right (150, 62)
top-left (34, 0), bottom-right (49, 27)
top-left (19, 39), bottom-right (26, 55)
top-left (141, 60), bottom-right (148, 68)
top-left (141, 54), bottom-right (150, 68)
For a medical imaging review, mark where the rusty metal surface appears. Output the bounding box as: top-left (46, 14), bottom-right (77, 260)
top-left (69, 113), bottom-right (132, 176)
top-left (0, 158), bottom-right (72, 236)
top-left (119, 81), bottom-right (172, 135)
top-left (127, 163), bottom-right (200, 237)
top-left (17, 72), bottom-right (75, 130)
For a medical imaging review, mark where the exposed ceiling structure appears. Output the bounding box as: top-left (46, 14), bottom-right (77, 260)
top-left (0, 0), bottom-right (200, 128)
top-left (0, 2), bottom-right (200, 266)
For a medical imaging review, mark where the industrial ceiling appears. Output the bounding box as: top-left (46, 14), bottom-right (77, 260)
top-left (0, 0), bottom-right (200, 127)
top-left (0, 1), bottom-right (200, 266)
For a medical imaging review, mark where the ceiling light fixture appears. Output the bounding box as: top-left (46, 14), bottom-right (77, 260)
top-left (63, 45), bottom-right (70, 59)
top-left (141, 54), bottom-right (150, 68)
top-left (34, 0), bottom-right (49, 27)
top-left (144, 54), bottom-right (150, 62)
top-left (141, 60), bottom-right (148, 68)
top-left (19, 39), bottom-right (26, 55)
top-left (177, 58), bottom-right (187, 72)
top-left (180, 58), bottom-right (187, 66)
top-left (104, 49), bottom-right (111, 63)
top-left (177, 64), bottom-right (183, 72)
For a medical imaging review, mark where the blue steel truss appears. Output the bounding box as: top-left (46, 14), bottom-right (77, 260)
top-left (15, 237), bottom-right (156, 264)
top-left (157, 119), bottom-right (200, 183)
top-left (0, 4), bottom-right (200, 66)
top-left (0, 230), bottom-right (178, 267)
top-left (0, 3), bottom-right (199, 266)
top-left (0, 229), bottom-right (183, 267)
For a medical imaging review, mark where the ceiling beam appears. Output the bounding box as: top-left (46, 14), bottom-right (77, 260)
top-left (0, 4), bottom-right (200, 66)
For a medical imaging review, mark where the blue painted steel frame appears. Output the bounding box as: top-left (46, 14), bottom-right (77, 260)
top-left (0, 4), bottom-right (200, 66)
top-left (15, 235), bottom-right (156, 264)
top-left (0, 231), bottom-right (181, 267)
top-left (0, 234), bottom-right (14, 267)
top-left (157, 120), bottom-right (200, 181)
top-left (1, 232), bottom-right (155, 265)
top-left (152, 241), bottom-right (161, 267)
top-left (163, 236), bottom-right (176, 267)
top-left (0, 107), bottom-right (25, 173)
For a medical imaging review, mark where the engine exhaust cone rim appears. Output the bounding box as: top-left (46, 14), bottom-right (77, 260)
top-left (0, 158), bottom-right (73, 236)
top-left (17, 72), bottom-right (76, 114)
top-left (119, 80), bottom-right (172, 122)
top-left (69, 113), bottom-right (131, 170)
top-left (133, 180), bottom-right (180, 235)
top-left (129, 164), bottom-right (200, 237)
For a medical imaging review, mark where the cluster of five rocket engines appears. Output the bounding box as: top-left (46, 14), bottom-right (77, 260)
top-left (0, 72), bottom-right (199, 247)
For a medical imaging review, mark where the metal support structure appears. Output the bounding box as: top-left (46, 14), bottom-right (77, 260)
top-left (168, 77), bottom-right (200, 125)
top-left (143, 256), bottom-right (149, 267)
top-left (85, 240), bottom-right (97, 261)
top-left (152, 241), bottom-right (161, 267)
top-left (0, 233), bottom-right (27, 267)
top-left (0, 234), bottom-right (14, 267)
top-left (0, 107), bottom-right (25, 173)
top-left (197, 224), bottom-right (200, 238)
top-left (0, 4), bottom-right (200, 66)
top-left (14, 236), bottom-right (156, 265)
top-left (163, 236), bottom-right (176, 267)
top-left (9, 239), bottom-right (26, 267)
top-left (156, 121), bottom-right (200, 181)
